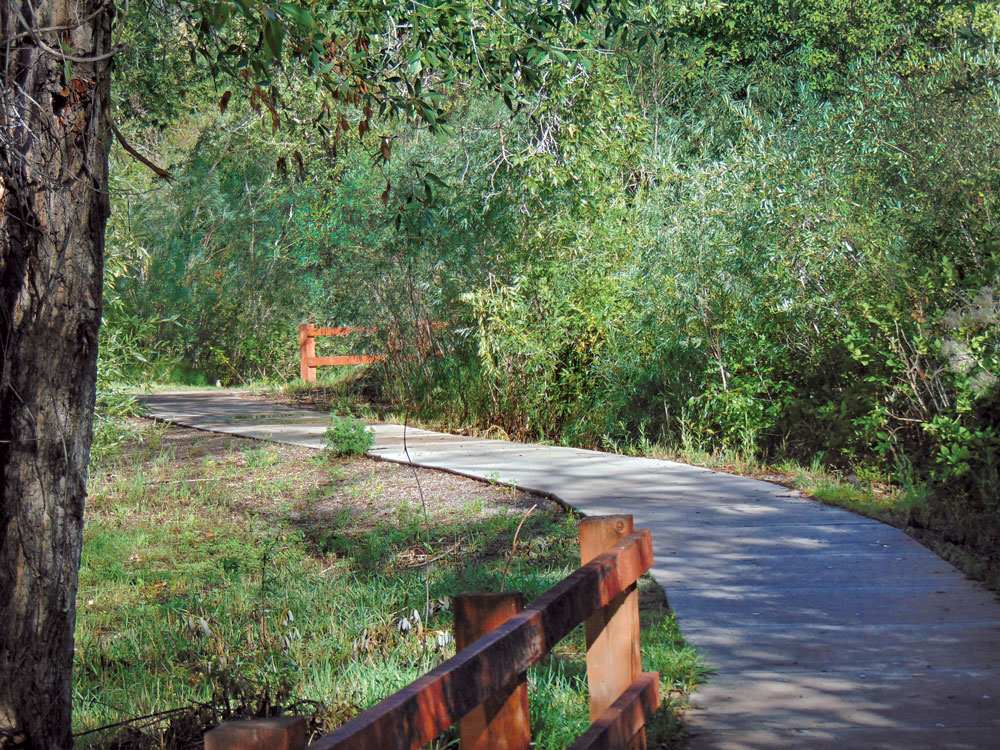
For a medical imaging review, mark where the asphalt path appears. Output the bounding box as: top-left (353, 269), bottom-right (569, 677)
top-left (139, 390), bottom-right (1000, 749)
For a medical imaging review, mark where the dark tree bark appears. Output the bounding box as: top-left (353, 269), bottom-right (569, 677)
top-left (0, 0), bottom-right (113, 747)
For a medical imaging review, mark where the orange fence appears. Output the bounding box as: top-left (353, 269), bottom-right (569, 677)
top-left (206, 515), bottom-right (660, 750)
top-left (298, 323), bottom-right (383, 383)
top-left (298, 322), bottom-right (445, 383)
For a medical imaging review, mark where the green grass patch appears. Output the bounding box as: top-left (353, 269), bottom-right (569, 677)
top-left (75, 422), bottom-right (704, 747)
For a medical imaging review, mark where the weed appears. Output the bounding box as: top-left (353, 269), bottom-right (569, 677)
top-left (462, 497), bottom-right (485, 515)
top-left (240, 446), bottom-right (280, 470)
top-left (323, 414), bottom-right (374, 457)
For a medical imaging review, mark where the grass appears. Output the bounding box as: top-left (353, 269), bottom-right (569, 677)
top-left (75, 420), bottom-right (705, 747)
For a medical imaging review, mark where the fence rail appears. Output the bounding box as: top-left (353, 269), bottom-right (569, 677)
top-left (298, 323), bottom-right (384, 383)
top-left (298, 322), bottom-right (445, 383)
top-left (205, 515), bottom-right (660, 750)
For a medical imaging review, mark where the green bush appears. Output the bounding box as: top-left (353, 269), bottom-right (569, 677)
top-left (323, 414), bottom-right (375, 456)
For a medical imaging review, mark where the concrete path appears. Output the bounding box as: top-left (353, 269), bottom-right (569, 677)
top-left (139, 391), bottom-right (1000, 749)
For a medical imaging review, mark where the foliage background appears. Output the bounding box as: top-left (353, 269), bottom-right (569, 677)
top-left (102, 0), bottom-right (1000, 572)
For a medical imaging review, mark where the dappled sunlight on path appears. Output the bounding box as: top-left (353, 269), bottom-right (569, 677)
top-left (140, 390), bottom-right (1000, 749)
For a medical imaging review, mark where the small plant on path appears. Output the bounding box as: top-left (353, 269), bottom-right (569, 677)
top-left (323, 413), bottom-right (374, 456)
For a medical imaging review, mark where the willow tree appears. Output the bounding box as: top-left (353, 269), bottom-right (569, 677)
top-left (0, 0), bottom-right (657, 746)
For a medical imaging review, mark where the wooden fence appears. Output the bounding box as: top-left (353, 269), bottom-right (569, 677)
top-left (206, 515), bottom-right (660, 750)
top-left (298, 323), bottom-right (383, 383)
top-left (298, 322), bottom-right (445, 383)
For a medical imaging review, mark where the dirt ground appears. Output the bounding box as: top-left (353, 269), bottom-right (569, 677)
top-left (116, 417), bottom-right (556, 528)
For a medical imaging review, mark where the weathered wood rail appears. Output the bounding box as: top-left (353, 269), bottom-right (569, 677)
top-left (298, 322), bottom-right (444, 383)
top-left (205, 515), bottom-right (660, 750)
top-left (298, 323), bottom-right (383, 383)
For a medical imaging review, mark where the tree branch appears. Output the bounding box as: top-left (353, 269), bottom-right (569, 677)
top-left (110, 121), bottom-right (173, 182)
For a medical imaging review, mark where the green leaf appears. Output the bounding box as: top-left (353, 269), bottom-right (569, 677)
top-left (231, 0), bottom-right (254, 20)
top-left (424, 172), bottom-right (448, 188)
top-left (263, 17), bottom-right (285, 60)
top-left (407, 51), bottom-right (423, 76)
top-left (59, 46), bottom-right (72, 83)
top-left (277, 2), bottom-right (314, 28)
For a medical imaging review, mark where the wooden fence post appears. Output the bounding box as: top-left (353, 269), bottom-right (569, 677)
top-left (580, 516), bottom-right (642, 731)
top-left (453, 592), bottom-right (531, 750)
top-left (566, 672), bottom-right (659, 750)
top-left (299, 323), bottom-right (316, 383)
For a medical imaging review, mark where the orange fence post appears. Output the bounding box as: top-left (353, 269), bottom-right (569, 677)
top-left (297, 322), bottom-right (447, 382)
top-left (566, 672), bottom-right (659, 750)
top-left (453, 593), bottom-right (531, 750)
top-left (580, 515), bottom-right (642, 729)
top-left (308, 523), bottom-right (655, 750)
top-left (299, 323), bottom-right (316, 383)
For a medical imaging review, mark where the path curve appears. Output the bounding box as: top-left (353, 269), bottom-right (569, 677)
top-left (139, 391), bottom-right (1000, 749)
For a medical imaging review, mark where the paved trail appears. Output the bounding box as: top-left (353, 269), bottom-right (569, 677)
top-left (140, 391), bottom-right (1000, 749)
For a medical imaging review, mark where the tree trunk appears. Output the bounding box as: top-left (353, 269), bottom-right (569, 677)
top-left (0, 0), bottom-right (113, 747)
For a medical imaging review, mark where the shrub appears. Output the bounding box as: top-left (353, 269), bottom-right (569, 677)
top-left (323, 413), bottom-right (375, 456)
